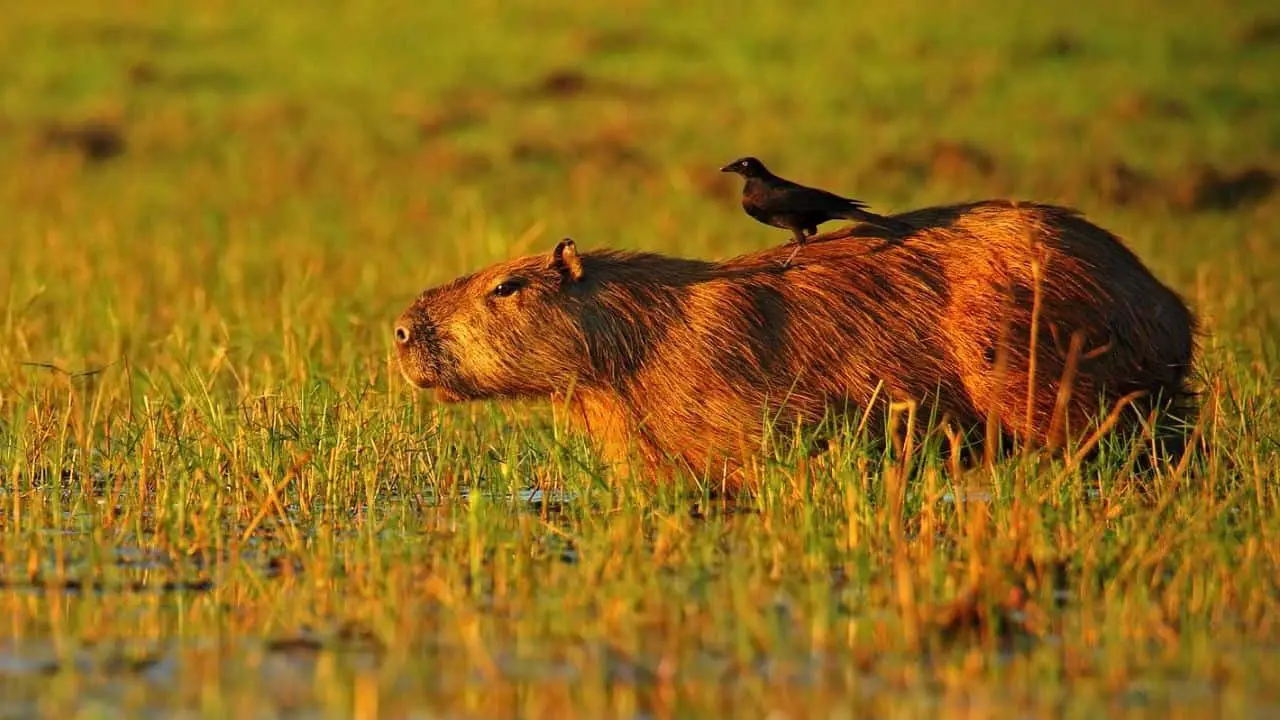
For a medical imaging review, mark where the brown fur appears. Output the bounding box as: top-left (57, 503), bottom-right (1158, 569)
top-left (394, 201), bottom-right (1197, 487)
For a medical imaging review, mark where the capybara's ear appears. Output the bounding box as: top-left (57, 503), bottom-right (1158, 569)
top-left (551, 238), bottom-right (585, 283)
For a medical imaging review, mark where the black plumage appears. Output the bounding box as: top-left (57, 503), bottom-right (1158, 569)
top-left (721, 156), bottom-right (908, 264)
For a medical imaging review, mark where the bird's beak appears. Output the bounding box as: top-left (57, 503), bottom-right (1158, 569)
top-left (719, 163), bottom-right (736, 173)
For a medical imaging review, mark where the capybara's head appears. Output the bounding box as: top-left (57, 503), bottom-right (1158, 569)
top-left (394, 239), bottom-right (590, 402)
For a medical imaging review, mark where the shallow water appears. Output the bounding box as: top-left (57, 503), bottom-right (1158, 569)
top-left (0, 633), bottom-right (1260, 718)
top-left (0, 528), bottom-right (1272, 718)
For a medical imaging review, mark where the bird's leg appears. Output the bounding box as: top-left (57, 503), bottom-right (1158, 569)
top-left (776, 228), bottom-right (807, 268)
top-left (780, 243), bottom-right (802, 268)
top-left (770, 228), bottom-right (805, 269)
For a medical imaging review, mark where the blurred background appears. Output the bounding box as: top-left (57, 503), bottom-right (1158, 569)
top-left (0, 1), bottom-right (1278, 715)
top-left (2, 2), bottom-right (1275, 358)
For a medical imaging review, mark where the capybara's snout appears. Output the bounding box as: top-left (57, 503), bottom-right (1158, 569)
top-left (393, 309), bottom-right (429, 348)
top-left (393, 306), bottom-right (440, 389)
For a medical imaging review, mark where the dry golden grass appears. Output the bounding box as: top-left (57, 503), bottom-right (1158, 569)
top-left (0, 0), bottom-right (1278, 716)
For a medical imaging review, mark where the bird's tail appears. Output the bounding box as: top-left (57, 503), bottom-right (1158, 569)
top-left (841, 206), bottom-right (915, 233)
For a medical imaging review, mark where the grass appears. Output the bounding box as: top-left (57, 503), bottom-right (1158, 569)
top-left (1, 0), bottom-right (1278, 716)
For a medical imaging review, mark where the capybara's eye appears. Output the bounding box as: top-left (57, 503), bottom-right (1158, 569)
top-left (492, 279), bottom-right (525, 298)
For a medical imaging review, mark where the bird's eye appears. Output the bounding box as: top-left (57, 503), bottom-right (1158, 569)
top-left (492, 279), bottom-right (524, 298)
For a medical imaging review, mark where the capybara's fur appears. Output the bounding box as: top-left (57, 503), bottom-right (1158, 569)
top-left (394, 201), bottom-right (1197, 486)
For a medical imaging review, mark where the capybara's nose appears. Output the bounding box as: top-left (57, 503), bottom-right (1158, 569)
top-left (394, 312), bottom-right (433, 348)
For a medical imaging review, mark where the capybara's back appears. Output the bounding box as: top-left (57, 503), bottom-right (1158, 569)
top-left (394, 201), bottom-right (1197, 486)
top-left (916, 202), bottom-right (1197, 449)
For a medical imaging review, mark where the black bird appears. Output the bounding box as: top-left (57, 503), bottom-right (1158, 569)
top-left (721, 156), bottom-right (908, 265)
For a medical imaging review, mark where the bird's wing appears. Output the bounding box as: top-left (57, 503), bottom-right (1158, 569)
top-left (771, 179), bottom-right (869, 212)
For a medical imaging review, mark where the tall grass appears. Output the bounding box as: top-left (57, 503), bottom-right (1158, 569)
top-left (1, 0), bottom-right (1278, 716)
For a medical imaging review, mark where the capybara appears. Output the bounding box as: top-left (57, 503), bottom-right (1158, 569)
top-left (394, 201), bottom-right (1197, 486)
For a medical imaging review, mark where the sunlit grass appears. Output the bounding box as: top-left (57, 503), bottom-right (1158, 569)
top-left (0, 0), bottom-right (1278, 716)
